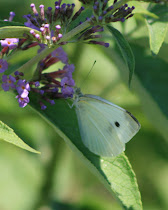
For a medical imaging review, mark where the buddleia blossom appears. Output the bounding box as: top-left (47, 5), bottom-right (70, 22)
top-left (1, 12), bottom-right (19, 55)
top-left (23, 2), bottom-right (85, 47)
top-left (86, 0), bottom-right (135, 24)
top-left (1, 38), bottom-right (19, 50)
top-left (16, 95), bottom-right (30, 108)
top-left (4, 11), bottom-right (15, 22)
top-left (22, 2), bottom-right (111, 48)
top-left (0, 59), bottom-right (8, 73)
top-left (1, 69), bottom-right (31, 108)
top-left (29, 50), bottom-right (75, 109)
top-left (0, 45), bottom-right (75, 109)
top-left (2, 75), bottom-right (16, 91)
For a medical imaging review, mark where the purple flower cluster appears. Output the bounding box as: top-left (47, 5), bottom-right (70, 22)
top-left (0, 45), bottom-right (75, 109)
top-left (0, 10), bottom-right (75, 110)
top-left (83, 0), bottom-right (135, 24)
top-left (23, 2), bottom-right (86, 47)
top-left (1, 12), bottom-right (19, 55)
top-left (30, 47), bottom-right (75, 109)
top-left (1, 67), bottom-right (30, 107)
top-left (23, 2), bottom-right (111, 49)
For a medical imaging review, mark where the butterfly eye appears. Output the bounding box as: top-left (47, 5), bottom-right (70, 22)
top-left (115, 121), bottom-right (120, 127)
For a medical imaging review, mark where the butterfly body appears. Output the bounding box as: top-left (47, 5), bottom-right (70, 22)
top-left (74, 91), bottom-right (140, 157)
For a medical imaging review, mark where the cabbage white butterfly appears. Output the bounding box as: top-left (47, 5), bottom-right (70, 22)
top-left (74, 89), bottom-right (140, 157)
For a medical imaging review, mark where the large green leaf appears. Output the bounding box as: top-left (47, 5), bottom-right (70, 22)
top-left (107, 25), bottom-right (135, 86)
top-left (0, 121), bottom-right (40, 153)
top-left (146, 4), bottom-right (168, 55)
top-left (29, 93), bottom-right (142, 209)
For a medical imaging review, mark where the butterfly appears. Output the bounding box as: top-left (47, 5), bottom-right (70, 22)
top-left (73, 89), bottom-right (140, 157)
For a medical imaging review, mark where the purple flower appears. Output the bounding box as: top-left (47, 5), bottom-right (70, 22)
top-left (1, 38), bottom-right (19, 49)
top-left (0, 59), bottom-right (8, 73)
top-left (9, 12), bottom-right (15, 21)
top-left (41, 104), bottom-right (47, 110)
top-left (34, 81), bottom-right (40, 87)
top-left (63, 64), bottom-right (75, 73)
top-left (1, 75), bottom-right (16, 91)
top-left (62, 64), bottom-right (75, 79)
top-left (62, 86), bottom-right (74, 98)
top-left (16, 95), bottom-right (30, 108)
top-left (23, 15), bottom-right (40, 31)
top-left (51, 47), bottom-right (68, 64)
top-left (16, 79), bottom-right (30, 98)
top-left (61, 77), bottom-right (75, 87)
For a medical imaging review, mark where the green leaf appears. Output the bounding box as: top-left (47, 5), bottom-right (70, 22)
top-left (0, 121), bottom-right (40, 153)
top-left (0, 26), bottom-right (40, 39)
top-left (0, 20), bottom-right (24, 27)
top-left (146, 4), bottom-right (168, 55)
top-left (128, 1), bottom-right (158, 19)
top-left (29, 93), bottom-right (142, 209)
top-left (107, 25), bottom-right (135, 86)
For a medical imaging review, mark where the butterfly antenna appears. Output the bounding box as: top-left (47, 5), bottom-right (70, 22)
top-left (80, 60), bottom-right (96, 89)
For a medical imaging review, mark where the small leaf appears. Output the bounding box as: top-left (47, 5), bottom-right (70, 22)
top-left (128, 1), bottom-right (158, 19)
top-left (29, 93), bottom-right (142, 209)
top-left (146, 4), bottom-right (168, 55)
top-left (0, 26), bottom-right (40, 39)
top-left (0, 20), bottom-right (24, 27)
top-left (107, 25), bottom-right (135, 86)
top-left (0, 121), bottom-right (40, 154)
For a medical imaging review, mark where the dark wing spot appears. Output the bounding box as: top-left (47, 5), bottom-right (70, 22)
top-left (115, 121), bottom-right (120, 127)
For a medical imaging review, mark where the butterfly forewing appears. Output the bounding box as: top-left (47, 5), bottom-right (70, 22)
top-left (75, 95), bottom-right (140, 157)
top-left (75, 97), bottom-right (126, 156)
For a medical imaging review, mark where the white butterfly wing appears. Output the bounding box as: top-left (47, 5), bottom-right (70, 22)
top-left (75, 95), bottom-right (140, 157)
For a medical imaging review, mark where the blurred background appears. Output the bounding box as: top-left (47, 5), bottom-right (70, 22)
top-left (0, 0), bottom-right (168, 209)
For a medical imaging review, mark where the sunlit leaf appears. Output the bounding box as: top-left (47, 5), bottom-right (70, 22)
top-left (0, 121), bottom-right (40, 153)
top-left (128, 1), bottom-right (158, 18)
top-left (146, 4), bottom-right (168, 55)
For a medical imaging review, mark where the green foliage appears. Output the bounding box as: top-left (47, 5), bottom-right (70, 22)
top-left (107, 25), bottom-right (135, 86)
top-left (0, 120), bottom-right (39, 153)
top-left (146, 4), bottom-right (168, 55)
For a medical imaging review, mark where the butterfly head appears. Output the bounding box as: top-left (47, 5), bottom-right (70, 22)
top-left (70, 87), bottom-right (84, 108)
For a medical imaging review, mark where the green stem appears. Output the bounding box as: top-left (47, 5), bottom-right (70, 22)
top-left (16, 21), bottom-right (90, 73)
